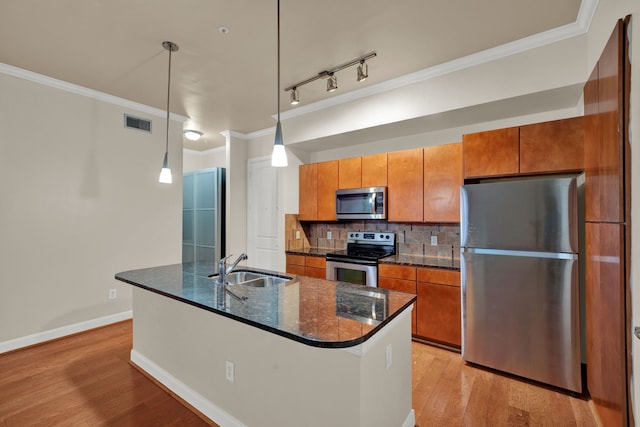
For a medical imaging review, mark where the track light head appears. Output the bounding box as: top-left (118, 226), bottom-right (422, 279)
top-left (290, 87), bottom-right (300, 105)
top-left (327, 74), bottom-right (337, 92)
top-left (357, 61), bottom-right (368, 82)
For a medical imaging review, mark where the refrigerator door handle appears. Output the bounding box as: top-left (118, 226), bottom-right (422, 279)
top-left (462, 247), bottom-right (578, 260)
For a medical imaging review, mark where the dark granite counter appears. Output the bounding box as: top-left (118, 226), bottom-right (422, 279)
top-left (116, 262), bottom-right (415, 349)
top-left (285, 248), bottom-right (331, 257)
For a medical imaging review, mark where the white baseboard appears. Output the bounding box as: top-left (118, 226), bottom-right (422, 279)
top-left (130, 349), bottom-right (247, 427)
top-left (0, 310), bottom-right (132, 354)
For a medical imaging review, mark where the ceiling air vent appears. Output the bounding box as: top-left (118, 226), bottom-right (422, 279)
top-left (124, 114), bottom-right (152, 133)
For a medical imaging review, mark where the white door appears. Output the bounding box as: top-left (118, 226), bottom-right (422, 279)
top-left (247, 157), bottom-right (279, 270)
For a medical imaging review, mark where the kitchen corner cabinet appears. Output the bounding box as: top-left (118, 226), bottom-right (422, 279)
top-left (338, 157), bottom-right (362, 189)
top-left (415, 268), bottom-right (461, 347)
top-left (424, 143), bottom-right (462, 222)
top-left (361, 153), bottom-right (388, 187)
top-left (298, 161), bottom-right (338, 221)
top-left (378, 264), bottom-right (417, 335)
top-left (387, 149), bottom-right (423, 222)
top-left (462, 127), bottom-right (519, 178)
top-left (298, 164), bottom-right (318, 221)
top-left (286, 254), bottom-right (326, 279)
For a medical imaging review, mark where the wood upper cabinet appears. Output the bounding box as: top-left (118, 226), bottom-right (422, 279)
top-left (424, 143), bottom-right (462, 222)
top-left (317, 160), bottom-right (338, 220)
top-left (388, 148), bottom-right (423, 222)
top-left (338, 157), bottom-right (362, 189)
top-left (519, 117), bottom-right (584, 174)
top-left (584, 19), bottom-right (626, 223)
top-left (415, 268), bottom-right (461, 347)
top-left (462, 127), bottom-right (519, 178)
top-left (298, 163), bottom-right (317, 221)
top-left (361, 153), bottom-right (388, 187)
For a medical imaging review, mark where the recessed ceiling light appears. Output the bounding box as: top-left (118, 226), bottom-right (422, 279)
top-left (218, 26), bottom-right (230, 35)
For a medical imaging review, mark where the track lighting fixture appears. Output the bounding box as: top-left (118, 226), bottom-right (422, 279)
top-left (357, 60), bottom-right (368, 82)
top-left (290, 87), bottom-right (300, 105)
top-left (159, 41), bottom-right (178, 184)
top-left (183, 129), bottom-right (203, 141)
top-left (284, 52), bottom-right (375, 104)
top-left (327, 74), bottom-right (337, 92)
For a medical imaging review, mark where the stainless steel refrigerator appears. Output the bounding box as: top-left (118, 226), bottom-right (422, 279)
top-left (460, 174), bottom-right (583, 393)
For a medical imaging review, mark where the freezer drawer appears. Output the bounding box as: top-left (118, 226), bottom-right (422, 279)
top-left (461, 249), bottom-right (582, 393)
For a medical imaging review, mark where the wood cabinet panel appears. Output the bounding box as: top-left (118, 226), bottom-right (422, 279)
top-left (338, 157), bottom-right (362, 189)
top-left (305, 256), bottom-right (326, 269)
top-left (462, 127), bottom-right (519, 178)
top-left (378, 277), bottom-right (416, 294)
top-left (286, 254), bottom-right (305, 266)
top-left (304, 267), bottom-right (326, 279)
top-left (361, 153), bottom-right (388, 187)
top-left (416, 282), bottom-right (461, 347)
top-left (379, 264), bottom-right (417, 281)
top-left (317, 161), bottom-right (338, 220)
top-left (287, 264), bottom-right (305, 276)
top-left (416, 268), bottom-right (460, 287)
top-left (585, 21), bottom-right (625, 223)
top-left (586, 222), bottom-right (626, 427)
top-left (387, 149), bottom-right (423, 222)
top-left (298, 164), bottom-right (318, 221)
top-left (424, 143), bottom-right (462, 222)
top-left (519, 117), bottom-right (585, 174)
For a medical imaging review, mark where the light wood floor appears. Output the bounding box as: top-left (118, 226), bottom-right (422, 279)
top-left (0, 321), bottom-right (596, 426)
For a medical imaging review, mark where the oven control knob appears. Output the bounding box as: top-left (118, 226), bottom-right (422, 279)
top-left (385, 235), bottom-right (390, 239)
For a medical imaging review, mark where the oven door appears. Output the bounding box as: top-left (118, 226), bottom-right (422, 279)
top-left (326, 259), bottom-right (377, 287)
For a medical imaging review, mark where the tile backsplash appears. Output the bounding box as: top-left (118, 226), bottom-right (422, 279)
top-left (285, 214), bottom-right (460, 264)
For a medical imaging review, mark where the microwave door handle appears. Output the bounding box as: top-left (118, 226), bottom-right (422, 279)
top-left (371, 193), bottom-right (377, 214)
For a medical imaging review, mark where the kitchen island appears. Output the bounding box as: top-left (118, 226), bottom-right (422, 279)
top-left (116, 262), bottom-right (416, 427)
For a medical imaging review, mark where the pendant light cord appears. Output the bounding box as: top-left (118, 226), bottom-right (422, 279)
top-left (277, 0), bottom-right (280, 122)
top-left (165, 46), bottom-right (172, 154)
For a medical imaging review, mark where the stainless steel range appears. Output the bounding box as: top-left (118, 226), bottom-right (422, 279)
top-left (325, 231), bottom-right (396, 287)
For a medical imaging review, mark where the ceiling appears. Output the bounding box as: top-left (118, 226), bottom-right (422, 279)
top-left (0, 0), bottom-right (583, 150)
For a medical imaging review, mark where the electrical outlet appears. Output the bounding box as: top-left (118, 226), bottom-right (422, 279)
top-left (225, 361), bottom-right (235, 382)
top-left (295, 230), bottom-right (301, 239)
top-left (108, 289), bottom-right (117, 300)
top-left (430, 235), bottom-right (438, 246)
top-left (327, 231), bottom-right (332, 239)
top-left (386, 344), bottom-right (392, 371)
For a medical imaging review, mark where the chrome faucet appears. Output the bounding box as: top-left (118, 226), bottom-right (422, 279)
top-left (216, 253), bottom-right (248, 306)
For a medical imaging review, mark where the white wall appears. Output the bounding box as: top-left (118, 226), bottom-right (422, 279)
top-left (183, 146), bottom-right (226, 173)
top-left (0, 72), bottom-right (183, 347)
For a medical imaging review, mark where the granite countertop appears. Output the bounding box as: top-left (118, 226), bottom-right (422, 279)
top-left (115, 262), bottom-right (416, 349)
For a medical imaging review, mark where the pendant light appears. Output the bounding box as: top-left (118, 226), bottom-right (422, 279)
top-left (271, 0), bottom-right (288, 167)
top-left (159, 41), bottom-right (178, 184)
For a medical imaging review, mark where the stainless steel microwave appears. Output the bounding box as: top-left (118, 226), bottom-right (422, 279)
top-left (335, 187), bottom-right (387, 220)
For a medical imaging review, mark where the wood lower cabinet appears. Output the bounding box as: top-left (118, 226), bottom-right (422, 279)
top-left (520, 117), bottom-right (584, 174)
top-left (424, 143), bottom-right (462, 222)
top-left (338, 157), bottom-right (362, 189)
top-left (361, 153), bottom-right (388, 187)
top-left (387, 149), bottom-right (423, 222)
top-left (298, 164), bottom-right (317, 221)
top-left (286, 254), bottom-right (326, 279)
top-left (462, 127), bottom-right (519, 178)
top-left (378, 264), bottom-right (417, 335)
top-left (416, 268), bottom-right (461, 347)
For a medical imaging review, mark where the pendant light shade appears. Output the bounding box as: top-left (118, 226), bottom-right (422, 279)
top-left (159, 41), bottom-right (178, 184)
top-left (271, 0), bottom-right (288, 167)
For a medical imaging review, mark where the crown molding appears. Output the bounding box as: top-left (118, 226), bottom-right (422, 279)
top-left (219, 130), bottom-right (250, 140)
top-left (0, 62), bottom-right (188, 122)
top-left (275, 0), bottom-right (598, 123)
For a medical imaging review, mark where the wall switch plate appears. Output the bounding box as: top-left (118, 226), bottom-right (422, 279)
top-left (430, 235), bottom-right (438, 246)
top-left (327, 231), bottom-right (332, 239)
top-left (295, 230), bottom-right (301, 239)
top-left (225, 361), bottom-right (234, 382)
top-left (108, 289), bottom-right (117, 300)
top-left (386, 344), bottom-right (392, 370)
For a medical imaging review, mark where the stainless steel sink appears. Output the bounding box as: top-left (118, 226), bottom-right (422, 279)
top-left (210, 270), bottom-right (291, 287)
